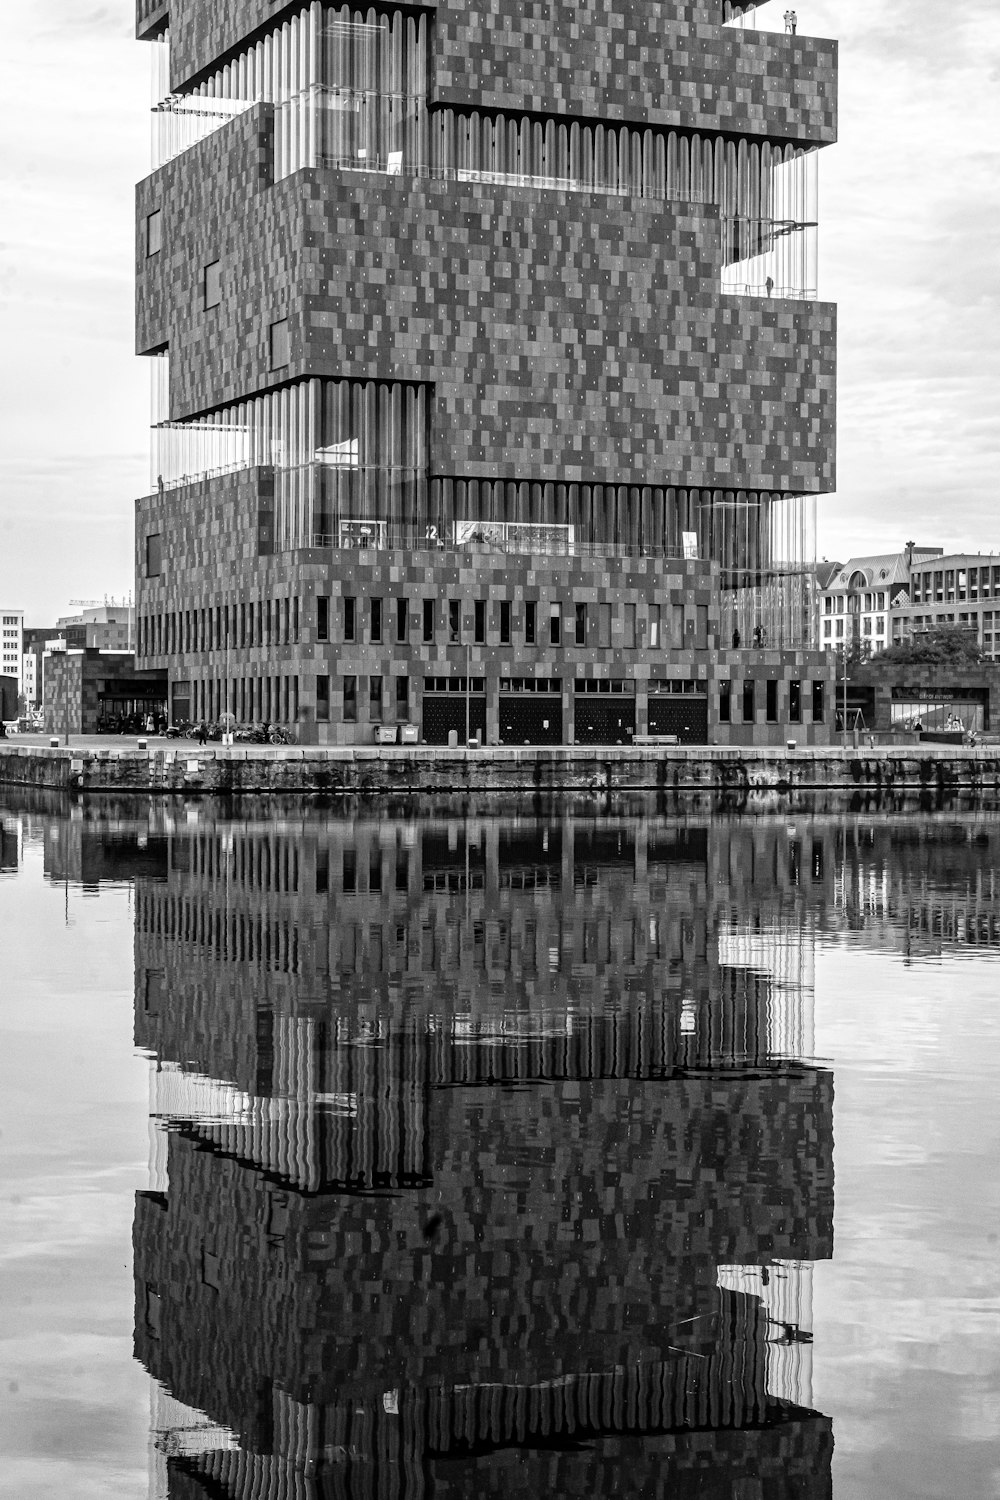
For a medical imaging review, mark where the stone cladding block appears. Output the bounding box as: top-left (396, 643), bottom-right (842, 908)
top-left (155, 1), bottom-right (836, 149)
top-left (137, 145), bottom-right (836, 492)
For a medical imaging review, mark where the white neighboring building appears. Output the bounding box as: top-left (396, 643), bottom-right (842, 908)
top-left (1, 610), bottom-right (24, 696)
top-left (21, 650), bottom-right (37, 706)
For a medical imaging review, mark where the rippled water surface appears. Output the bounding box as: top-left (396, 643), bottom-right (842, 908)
top-left (0, 793), bottom-right (998, 1499)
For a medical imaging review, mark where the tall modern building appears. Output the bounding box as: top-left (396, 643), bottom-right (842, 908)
top-left (135, 0), bottom-right (837, 746)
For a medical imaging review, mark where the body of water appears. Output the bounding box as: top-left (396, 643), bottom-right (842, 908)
top-left (0, 792), bottom-right (998, 1498)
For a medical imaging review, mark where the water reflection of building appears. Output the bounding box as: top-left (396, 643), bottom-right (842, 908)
top-left (131, 812), bottom-right (835, 1498)
top-left (831, 819), bottom-right (1000, 956)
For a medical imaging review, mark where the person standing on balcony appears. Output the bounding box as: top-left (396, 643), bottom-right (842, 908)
top-left (784, 9), bottom-right (798, 33)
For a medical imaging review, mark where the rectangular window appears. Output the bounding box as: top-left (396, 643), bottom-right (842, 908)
top-left (395, 675), bottom-right (409, 719)
top-left (422, 598), bottom-right (434, 643)
top-left (370, 597), bottom-right (382, 643)
top-left (317, 596), bottom-right (329, 642)
top-left (145, 533), bottom-right (162, 578)
top-left (269, 318), bottom-right (290, 370)
top-left (203, 259), bottom-right (221, 309)
top-left (316, 674), bottom-right (330, 722)
top-left (743, 679), bottom-right (755, 723)
top-left (719, 680), bottom-right (731, 723)
top-left (789, 679), bottom-right (801, 723)
top-left (449, 600), bottom-right (461, 643)
top-left (369, 674), bottom-right (383, 721)
top-left (549, 605), bottom-right (562, 647)
top-left (146, 210), bottom-right (162, 257)
top-left (397, 597), bottom-right (409, 642)
top-left (344, 596), bottom-right (356, 643)
top-left (575, 603), bottom-right (587, 646)
top-left (624, 604), bottom-right (637, 649)
top-left (474, 600), bottom-right (486, 644)
top-left (812, 681), bottom-right (825, 722)
top-left (343, 674), bottom-right (357, 722)
top-left (525, 600), bottom-right (537, 646)
top-left (598, 603), bottom-right (611, 648)
top-left (500, 601), bottom-right (511, 645)
top-left (649, 605), bottom-right (660, 648)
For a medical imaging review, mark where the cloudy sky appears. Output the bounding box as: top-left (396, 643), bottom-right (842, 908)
top-left (1, 0), bottom-right (998, 621)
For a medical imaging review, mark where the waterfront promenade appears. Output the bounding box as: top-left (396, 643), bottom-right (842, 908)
top-left (2, 735), bottom-right (1000, 797)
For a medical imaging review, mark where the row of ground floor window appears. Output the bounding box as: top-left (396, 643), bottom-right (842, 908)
top-left (169, 673), bottom-right (830, 746)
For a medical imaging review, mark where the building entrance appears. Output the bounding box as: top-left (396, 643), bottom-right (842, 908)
top-left (648, 696), bottom-right (709, 744)
top-left (574, 696), bottom-right (636, 745)
top-left (499, 695), bottom-right (563, 746)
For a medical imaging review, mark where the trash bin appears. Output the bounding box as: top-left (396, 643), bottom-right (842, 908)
top-left (447, 729), bottom-right (459, 748)
top-left (400, 724), bottom-right (419, 745)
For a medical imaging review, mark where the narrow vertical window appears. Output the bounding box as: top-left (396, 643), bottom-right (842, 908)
top-left (146, 533), bottom-right (162, 578)
top-left (449, 600), bottom-right (461, 643)
top-left (370, 597), bottom-right (382, 643)
top-left (549, 605), bottom-right (562, 647)
top-left (624, 604), bottom-right (637, 649)
top-left (743, 680), bottom-right (755, 723)
top-left (203, 260), bottom-right (221, 310)
top-left (766, 679), bottom-right (779, 722)
top-left (344, 596), bottom-right (356, 643)
top-left (395, 675), bottom-right (409, 719)
top-left (525, 600), bottom-right (537, 645)
top-left (422, 599), bottom-right (435, 643)
top-left (474, 600), bottom-right (486, 644)
top-left (598, 604), bottom-right (611, 648)
top-left (343, 675), bottom-right (357, 722)
top-left (269, 317), bottom-right (289, 370)
top-left (316, 675), bottom-right (330, 722)
top-left (649, 605), bottom-right (660, 649)
top-left (397, 597), bottom-right (409, 642)
top-left (146, 210), bottom-right (162, 257)
top-left (812, 681), bottom-right (825, 722)
top-left (575, 603), bottom-right (587, 646)
top-left (369, 674), bottom-right (383, 721)
top-left (720, 681), bottom-right (731, 723)
top-left (500, 601), bottom-right (511, 644)
top-left (789, 679), bottom-right (801, 723)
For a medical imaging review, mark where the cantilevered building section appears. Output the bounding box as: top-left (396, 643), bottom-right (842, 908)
top-left (135, 0), bottom-right (838, 746)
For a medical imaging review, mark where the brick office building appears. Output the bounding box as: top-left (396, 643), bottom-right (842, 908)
top-left (134, 0), bottom-right (838, 746)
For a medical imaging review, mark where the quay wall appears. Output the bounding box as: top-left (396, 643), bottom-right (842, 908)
top-left (3, 743), bottom-right (1000, 798)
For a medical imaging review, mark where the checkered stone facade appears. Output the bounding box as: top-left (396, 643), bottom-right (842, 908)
top-left (135, 0), bottom-right (838, 746)
top-left (148, 0), bottom-right (836, 149)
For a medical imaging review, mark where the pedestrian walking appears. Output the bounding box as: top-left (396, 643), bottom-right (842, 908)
top-left (765, 275), bottom-right (774, 297)
top-left (784, 9), bottom-right (797, 33)
top-left (197, 720), bottom-right (208, 746)
top-left (732, 628), bottom-right (741, 649)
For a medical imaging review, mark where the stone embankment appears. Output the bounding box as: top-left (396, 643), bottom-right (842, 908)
top-left (2, 742), bottom-right (1000, 796)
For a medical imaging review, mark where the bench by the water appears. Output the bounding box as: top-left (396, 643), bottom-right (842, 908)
top-left (633, 733), bottom-right (680, 746)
